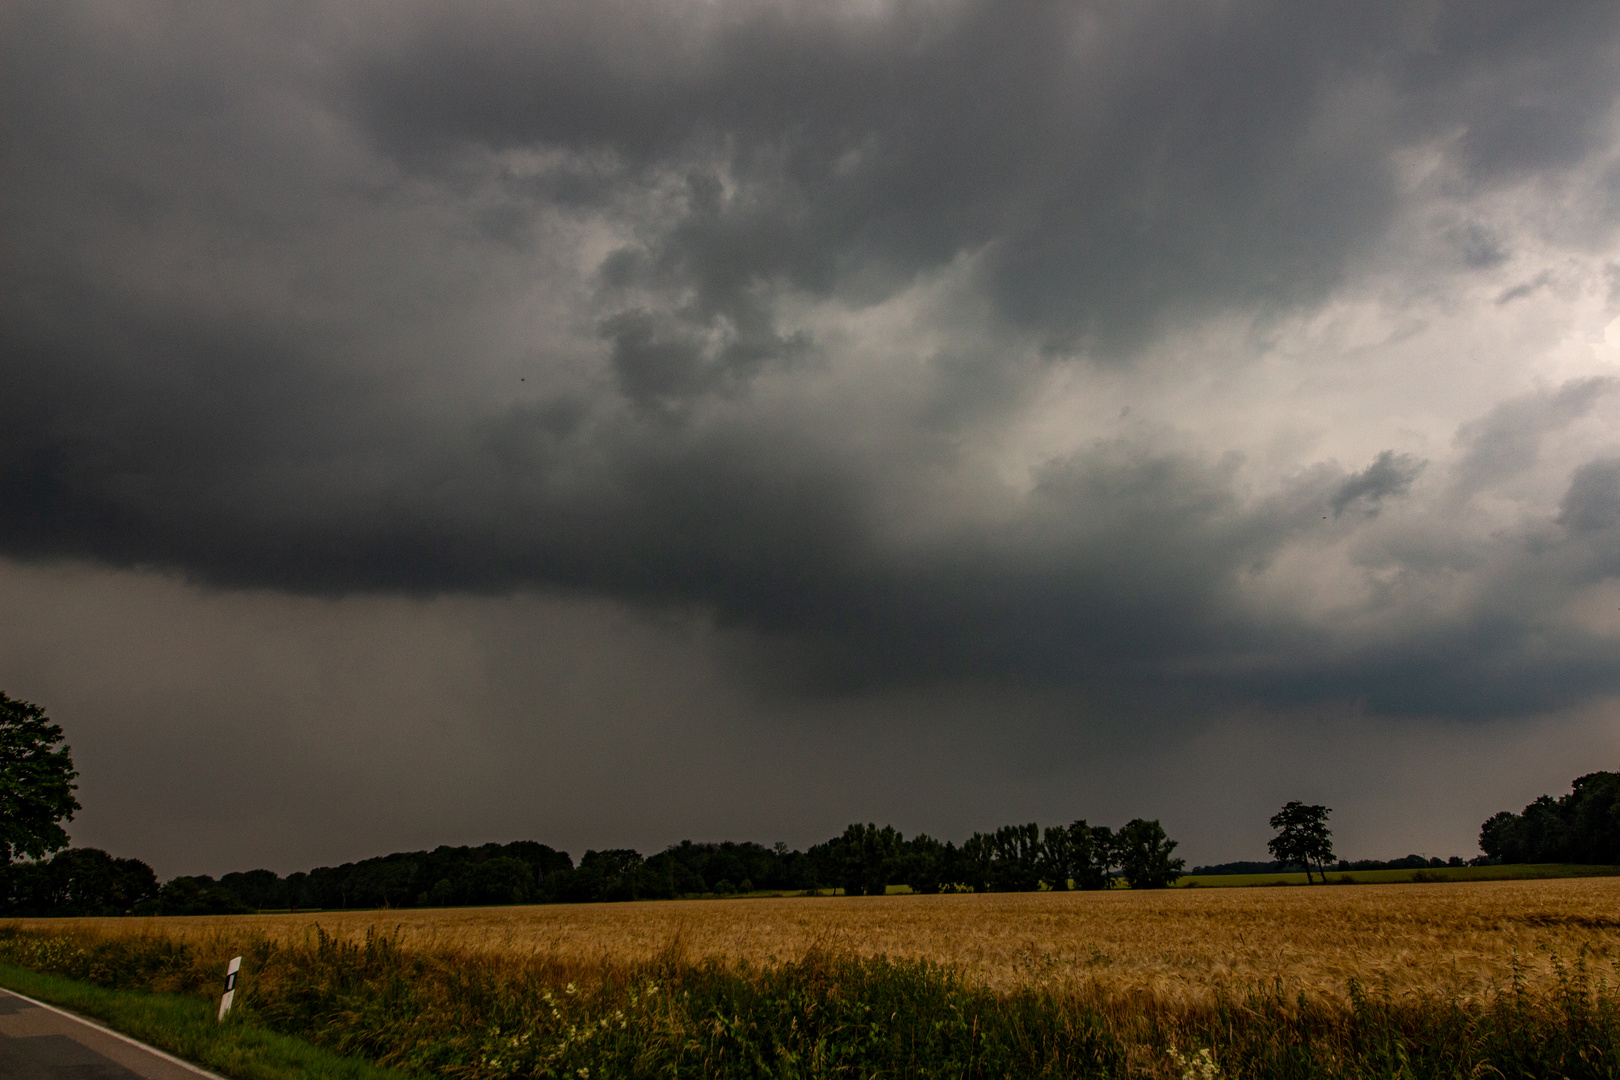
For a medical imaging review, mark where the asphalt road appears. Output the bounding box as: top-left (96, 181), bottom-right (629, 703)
top-left (0, 987), bottom-right (223, 1079)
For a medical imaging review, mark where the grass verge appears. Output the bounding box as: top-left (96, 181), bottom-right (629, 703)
top-left (0, 961), bottom-right (428, 1080)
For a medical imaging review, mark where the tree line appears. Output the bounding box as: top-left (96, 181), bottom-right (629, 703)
top-left (0, 818), bottom-right (1187, 917)
top-left (1479, 771), bottom-right (1620, 865)
top-left (10, 690), bottom-right (1616, 917)
top-left (0, 692), bottom-right (1190, 916)
top-left (1191, 855), bottom-right (1473, 877)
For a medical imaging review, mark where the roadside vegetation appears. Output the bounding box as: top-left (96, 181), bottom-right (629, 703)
top-left (3, 913), bottom-right (1620, 1079)
top-left (0, 960), bottom-right (427, 1080)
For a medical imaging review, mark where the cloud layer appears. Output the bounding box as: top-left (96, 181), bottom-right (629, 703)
top-left (6, 0), bottom-right (1620, 803)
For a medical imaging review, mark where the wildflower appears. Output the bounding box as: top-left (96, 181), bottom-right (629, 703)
top-left (1166, 1044), bottom-right (1220, 1080)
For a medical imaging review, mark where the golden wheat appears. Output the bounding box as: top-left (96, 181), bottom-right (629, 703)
top-left (19, 877), bottom-right (1620, 1004)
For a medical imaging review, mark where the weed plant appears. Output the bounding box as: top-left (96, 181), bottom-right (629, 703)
top-left (1, 923), bottom-right (1618, 1078)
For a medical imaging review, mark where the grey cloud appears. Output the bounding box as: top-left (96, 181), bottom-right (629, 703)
top-left (602, 310), bottom-right (714, 409)
top-left (601, 304), bottom-right (809, 414)
top-left (1441, 219), bottom-right (1509, 270)
top-left (4, 0), bottom-right (1620, 736)
top-left (1331, 451), bottom-right (1425, 517)
top-left (348, 1), bottom-right (1620, 354)
top-left (1496, 270), bottom-right (1556, 306)
top-left (1559, 459), bottom-right (1620, 534)
top-left (1451, 378), bottom-right (1616, 499)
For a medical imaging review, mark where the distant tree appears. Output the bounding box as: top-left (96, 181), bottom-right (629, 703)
top-left (1078, 824), bottom-right (1117, 890)
top-left (836, 823), bottom-right (902, 896)
top-left (468, 855), bottom-right (538, 904)
top-left (0, 847), bottom-right (157, 916)
top-left (1116, 819), bottom-right (1185, 889)
top-left (902, 833), bottom-right (947, 894)
top-left (220, 869), bottom-right (285, 912)
top-left (284, 871), bottom-right (310, 911)
top-left (1039, 825), bottom-right (1076, 890)
top-left (1478, 772), bottom-right (1620, 865)
top-left (420, 877), bottom-right (456, 907)
top-left (1479, 810), bottom-right (1524, 864)
top-left (1564, 773), bottom-right (1620, 863)
top-left (960, 832), bottom-right (994, 893)
top-left (809, 824), bottom-right (898, 896)
top-left (1267, 802), bottom-right (1334, 883)
top-left (0, 692), bottom-right (81, 867)
top-left (988, 823), bottom-right (1042, 891)
top-left (1037, 821), bottom-right (1117, 890)
top-left (142, 875), bottom-right (251, 916)
top-left (1517, 795), bottom-right (1571, 863)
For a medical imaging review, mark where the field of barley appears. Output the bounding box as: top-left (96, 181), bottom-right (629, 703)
top-left (21, 876), bottom-right (1620, 1003)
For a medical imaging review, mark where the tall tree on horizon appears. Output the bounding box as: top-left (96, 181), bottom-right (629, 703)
top-left (1116, 819), bottom-right (1185, 889)
top-left (1267, 802), bottom-right (1334, 883)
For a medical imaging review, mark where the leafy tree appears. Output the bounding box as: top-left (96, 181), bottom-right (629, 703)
top-left (1038, 822), bottom-right (1118, 890)
top-left (0, 847), bottom-right (157, 916)
top-left (1564, 773), bottom-right (1620, 863)
top-left (1078, 824), bottom-right (1117, 890)
top-left (901, 833), bottom-right (947, 894)
top-left (833, 823), bottom-right (901, 896)
top-left (219, 868), bottom-right (285, 911)
top-left (468, 855), bottom-right (538, 904)
top-left (1479, 810), bottom-right (1524, 863)
top-left (988, 823), bottom-right (1042, 891)
top-left (551, 849), bottom-right (646, 902)
top-left (1267, 802), bottom-right (1334, 883)
top-left (960, 832), bottom-right (994, 893)
top-left (141, 875), bottom-right (252, 916)
top-left (1070, 822), bottom-right (1116, 890)
top-left (422, 877), bottom-right (457, 907)
top-left (1039, 825), bottom-right (1076, 890)
top-left (1116, 818), bottom-right (1184, 889)
top-left (1479, 772), bottom-right (1620, 864)
top-left (285, 871), bottom-right (310, 911)
top-left (0, 692), bottom-right (81, 866)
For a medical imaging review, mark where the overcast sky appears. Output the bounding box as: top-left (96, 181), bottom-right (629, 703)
top-left (5, 1), bottom-right (1620, 878)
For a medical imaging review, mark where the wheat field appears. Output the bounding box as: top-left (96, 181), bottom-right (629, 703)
top-left (20, 877), bottom-right (1620, 1004)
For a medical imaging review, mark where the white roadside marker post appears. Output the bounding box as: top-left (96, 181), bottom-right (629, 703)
top-left (218, 956), bottom-right (242, 1021)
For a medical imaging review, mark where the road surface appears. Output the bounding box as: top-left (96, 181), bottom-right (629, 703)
top-left (0, 986), bottom-right (224, 1079)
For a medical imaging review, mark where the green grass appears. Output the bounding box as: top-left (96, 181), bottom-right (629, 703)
top-left (0, 962), bottom-right (428, 1080)
top-left (1176, 863), bottom-right (1620, 888)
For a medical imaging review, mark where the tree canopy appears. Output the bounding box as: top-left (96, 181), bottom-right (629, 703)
top-left (1267, 802), bottom-right (1334, 883)
top-left (1479, 773), bottom-right (1620, 865)
top-left (0, 692), bottom-right (80, 865)
top-left (1115, 818), bottom-right (1185, 889)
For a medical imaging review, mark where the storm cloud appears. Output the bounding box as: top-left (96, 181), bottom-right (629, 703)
top-left (5, 1), bottom-right (1620, 871)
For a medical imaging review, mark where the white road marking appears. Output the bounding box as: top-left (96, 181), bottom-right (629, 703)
top-left (0, 985), bottom-right (228, 1079)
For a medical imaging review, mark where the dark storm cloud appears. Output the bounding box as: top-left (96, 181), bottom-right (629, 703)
top-left (5, 0), bottom-right (1620, 726)
top-left (348, 0), bottom-right (1620, 352)
top-left (1561, 459), bottom-right (1620, 535)
top-left (1330, 451), bottom-right (1424, 518)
